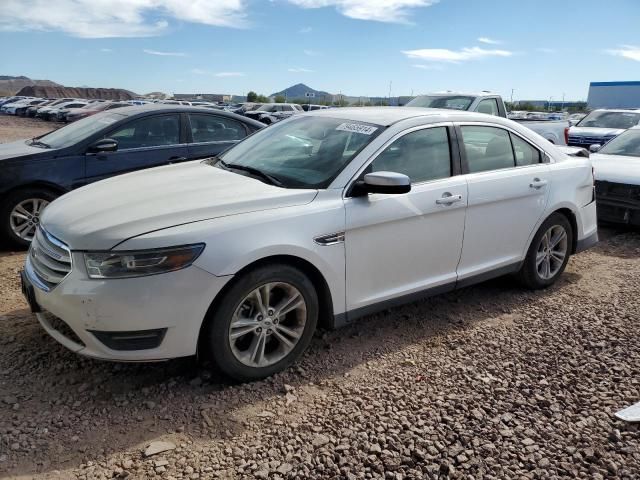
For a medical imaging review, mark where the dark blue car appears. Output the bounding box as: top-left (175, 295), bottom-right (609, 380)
top-left (0, 105), bottom-right (264, 246)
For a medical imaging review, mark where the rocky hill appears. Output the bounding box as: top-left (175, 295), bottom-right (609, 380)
top-left (0, 75), bottom-right (61, 96)
top-left (16, 85), bottom-right (136, 101)
top-left (270, 83), bottom-right (332, 101)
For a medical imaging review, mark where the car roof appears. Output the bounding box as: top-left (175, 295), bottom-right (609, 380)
top-left (304, 106), bottom-right (507, 127)
top-left (592, 109), bottom-right (640, 113)
top-left (102, 105), bottom-right (264, 127)
top-left (416, 91), bottom-right (495, 97)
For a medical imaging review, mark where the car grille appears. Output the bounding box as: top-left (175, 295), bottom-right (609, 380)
top-left (28, 227), bottom-right (72, 290)
top-left (568, 135), bottom-right (616, 147)
top-left (595, 180), bottom-right (640, 200)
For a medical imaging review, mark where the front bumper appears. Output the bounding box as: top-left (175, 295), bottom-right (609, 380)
top-left (23, 253), bottom-right (232, 361)
top-left (595, 181), bottom-right (640, 226)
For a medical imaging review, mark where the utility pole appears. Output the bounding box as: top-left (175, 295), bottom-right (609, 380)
top-left (561, 92), bottom-right (565, 111)
top-left (510, 88), bottom-right (514, 104)
top-left (388, 81), bottom-right (392, 105)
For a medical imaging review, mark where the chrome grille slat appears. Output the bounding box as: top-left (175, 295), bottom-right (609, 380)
top-left (31, 245), bottom-right (70, 272)
top-left (29, 227), bottom-right (72, 290)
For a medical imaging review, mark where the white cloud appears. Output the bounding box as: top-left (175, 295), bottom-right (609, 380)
top-left (536, 47), bottom-right (557, 54)
top-left (478, 37), bottom-right (501, 45)
top-left (606, 45), bottom-right (640, 62)
top-left (288, 67), bottom-right (314, 72)
top-left (100, 48), bottom-right (113, 52)
top-left (214, 72), bottom-right (245, 77)
top-left (412, 64), bottom-right (444, 70)
top-left (287, 0), bottom-right (439, 23)
top-left (0, 0), bottom-right (247, 38)
top-left (299, 26), bottom-right (313, 33)
top-left (303, 49), bottom-right (321, 56)
top-left (144, 49), bottom-right (187, 57)
top-left (190, 68), bottom-right (207, 74)
top-left (402, 46), bottom-right (513, 63)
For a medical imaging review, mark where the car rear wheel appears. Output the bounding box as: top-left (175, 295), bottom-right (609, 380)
top-left (1, 188), bottom-right (58, 247)
top-left (205, 264), bottom-right (318, 382)
top-left (517, 213), bottom-right (573, 289)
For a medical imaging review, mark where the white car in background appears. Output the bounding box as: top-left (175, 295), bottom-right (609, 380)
top-left (591, 127), bottom-right (640, 226)
top-left (21, 108), bottom-right (598, 381)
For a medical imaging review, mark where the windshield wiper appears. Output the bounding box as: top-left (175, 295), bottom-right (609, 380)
top-left (29, 138), bottom-right (50, 148)
top-left (219, 160), bottom-right (283, 187)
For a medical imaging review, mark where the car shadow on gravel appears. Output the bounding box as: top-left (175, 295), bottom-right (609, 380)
top-left (0, 268), bottom-right (585, 476)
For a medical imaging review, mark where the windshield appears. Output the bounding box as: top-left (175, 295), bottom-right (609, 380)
top-left (256, 104), bottom-right (277, 112)
top-left (218, 116), bottom-right (383, 188)
top-left (599, 129), bottom-right (640, 157)
top-left (406, 95), bottom-right (475, 110)
top-left (35, 112), bottom-right (126, 149)
top-left (578, 111), bottom-right (640, 129)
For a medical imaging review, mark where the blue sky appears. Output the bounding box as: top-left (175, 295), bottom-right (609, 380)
top-left (2, 0), bottom-right (640, 100)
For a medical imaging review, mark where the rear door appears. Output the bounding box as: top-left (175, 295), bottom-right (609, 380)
top-left (186, 113), bottom-right (250, 159)
top-left (84, 113), bottom-right (187, 183)
top-left (455, 123), bottom-right (551, 282)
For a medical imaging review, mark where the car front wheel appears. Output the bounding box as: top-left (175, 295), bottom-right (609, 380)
top-left (1, 188), bottom-right (57, 247)
top-left (518, 213), bottom-right (573, 289)
top-left (205, 264), bottom-right (319, 382)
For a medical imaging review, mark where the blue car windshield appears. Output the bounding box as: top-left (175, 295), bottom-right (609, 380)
top-left (34, 112), bottom-right (126, 149)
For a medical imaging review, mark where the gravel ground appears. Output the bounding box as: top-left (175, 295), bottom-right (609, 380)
top-left (0, 116), bottom-right (639, 479)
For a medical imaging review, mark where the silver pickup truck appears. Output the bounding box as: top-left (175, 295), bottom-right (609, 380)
top-left (406, 92), bottom-right (568, 145)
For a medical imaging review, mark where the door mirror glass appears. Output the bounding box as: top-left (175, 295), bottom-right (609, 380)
top-left (352, 171), bottom-right (411, 196)
top-left (589, 144), bottom-right (602, 153)
top-left (88, 138), bottom-right (118, 153)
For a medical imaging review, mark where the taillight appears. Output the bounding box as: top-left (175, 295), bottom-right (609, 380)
top-left (564, 127), bottom-right (570, 144)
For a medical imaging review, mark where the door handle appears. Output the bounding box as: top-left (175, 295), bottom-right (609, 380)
top-left (435, 193), bottom-right (463, 205)
top-left (529, 178), bottom-right (548, 189)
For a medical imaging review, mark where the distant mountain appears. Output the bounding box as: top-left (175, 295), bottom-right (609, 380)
top-left (270, 83), bottom-right (332, 100)
top-left (0, 75), bottom-right (61, 96)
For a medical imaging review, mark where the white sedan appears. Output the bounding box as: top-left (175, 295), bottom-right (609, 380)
top-left (21, 108), bottom-right (598, 381)
top-left (591, 126), bottom-right (640, 226)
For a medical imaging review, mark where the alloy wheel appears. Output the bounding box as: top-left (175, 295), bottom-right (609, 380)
top-left (229, 282), bottom-right (307, 368)
top-left (536, 225), bottom-right (568, 280)
top-left (9, 198), bottom-right (49, 241)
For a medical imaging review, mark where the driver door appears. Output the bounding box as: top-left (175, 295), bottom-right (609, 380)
top-left (344, 124), bottom-right (468, 314)
top-left (84, 114), bottom-right (188, 183)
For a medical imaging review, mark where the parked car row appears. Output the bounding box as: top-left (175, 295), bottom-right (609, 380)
top-left (16, 106), bottom-right (598, 381)
top-left (0, 96), bottom-right (139, 122)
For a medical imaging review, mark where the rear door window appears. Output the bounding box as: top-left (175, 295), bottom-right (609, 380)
top-left (188, 114), bottom-right (247, 143)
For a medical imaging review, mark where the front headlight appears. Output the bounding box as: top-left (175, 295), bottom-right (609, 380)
top-left (84, 244), bottom-right (205, 279)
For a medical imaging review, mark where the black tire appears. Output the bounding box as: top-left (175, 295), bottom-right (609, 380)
top-left (517, 213), bottom-right (573, 289)
top-left (204, 263), bottom-right (318, 382)
top-left (0, 188), bottom-right (59, 247)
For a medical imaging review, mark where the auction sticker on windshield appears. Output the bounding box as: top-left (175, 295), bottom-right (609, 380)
top-left (336, 123), bottom-right (378, 135)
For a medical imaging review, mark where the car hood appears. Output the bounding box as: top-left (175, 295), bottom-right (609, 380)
top-left (41, 160), bottom-right (318, 250)
top-left (591, 153), bottom-right (640, 186)
top-left (570, 127), bottom-right (626, 137)
top-left (0, 140), bottom-right (47, 161)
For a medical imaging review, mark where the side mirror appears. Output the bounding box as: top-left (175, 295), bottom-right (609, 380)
top-left (351, 171), bottom-right (411, 196)
top-left (589, 144), bottom-right (601, 153)
top-left (88, 138), bottom-right (118, 153)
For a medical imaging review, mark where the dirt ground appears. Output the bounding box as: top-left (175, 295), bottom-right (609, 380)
top-left (0, 115), bottom-right (639, 479)
top-left (0, 116), bottom-right (55, 144)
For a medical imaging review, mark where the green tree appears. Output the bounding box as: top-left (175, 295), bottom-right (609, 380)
top-left (246, 91), bottom-right (258, 102)
top-left (274, 95), bottom-right (286, 103)
top-left (256, 94), bottom-right (269, 103)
